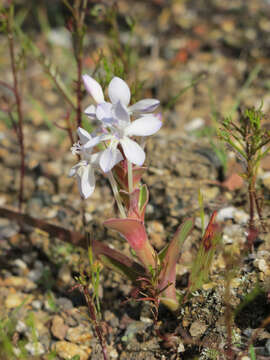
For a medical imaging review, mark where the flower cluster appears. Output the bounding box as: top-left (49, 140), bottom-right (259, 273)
top-left (69, 75), bottom-right (162, 199)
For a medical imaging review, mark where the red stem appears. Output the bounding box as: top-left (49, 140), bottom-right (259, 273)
top-left (76, 55), bottom-right (83, 129)
top-left (7, 12), bottom-right (25, 212)
top-left (82, 285), bottom-right (108, 360)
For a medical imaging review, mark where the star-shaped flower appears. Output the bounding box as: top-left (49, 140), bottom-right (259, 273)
top-left (83, 75), bottom-right (160, 121)
top-left (83, 101), bottom-right (162, 172)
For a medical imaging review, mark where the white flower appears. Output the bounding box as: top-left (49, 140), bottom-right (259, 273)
top-left (69, 158), bottom-right (97, 199)
top-left (83, 75), bottom-right (160, 120)
top-left (69, 127), bottom-right (123, 198)
top-left (83, 101), bottom-right (162, 172)
top-left (81, 75), bottom-right (162, 173)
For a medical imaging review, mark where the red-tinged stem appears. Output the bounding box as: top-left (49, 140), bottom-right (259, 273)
top-left (247, 171), bottom-right (257, 250)
top-left (82, 285), bottom-right (108, 360)
top-left (71, 284), bottom-right (108, 360)
top-left (254, 189), bottom-right (266, 231)
top-left (7, 10), bottom-right (25, 212)
top-left (0, 80), bottom-right (15, 93)
top-left (73, 0), bottom-right (88, 130)
top-left (76, 52), bottom-right (83, 129)
top-left (224, 275), bottom-right (235, 360)
top-left (64, 111), bottom-right (75, 145)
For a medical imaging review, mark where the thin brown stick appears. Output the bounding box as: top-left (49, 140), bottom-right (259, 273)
top-left (0, 80), bottom-right (15, 93)
top-left (254, 189), bottom-right (266, 232)
top-left (74, 0), bottom-right (88, 129)
top-left (0, 206), bottom-right (145, 279)
top-left (224, 276), bottom-right (235, 360)
top-left (7, 110), bottom-right (19, 135)
top-left (81, 284), bottom-right (108, 360)
top-left (75, 55), bottom-right (83, 128)
top-left (7, 10), bottom-right (25, 212)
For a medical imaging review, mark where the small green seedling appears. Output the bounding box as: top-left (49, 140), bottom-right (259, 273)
top-left (220, 107), bottom-right (270, 248)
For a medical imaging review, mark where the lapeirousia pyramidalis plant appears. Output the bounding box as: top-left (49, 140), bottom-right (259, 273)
top-left (68, 74), bottom-right (221, 312)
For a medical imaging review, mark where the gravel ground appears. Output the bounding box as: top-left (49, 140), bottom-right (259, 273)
top-left (0, 1), bottom-right (270, 359)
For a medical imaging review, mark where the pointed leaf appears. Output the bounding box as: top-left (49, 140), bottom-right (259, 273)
top-left (127, 189), bottom-right (141, 219)
top-left (167, 218), bottom-right (194, 261)
top-left (104, 218), bottom-right (147, 251)
top-left (160, 297), bottom-right (179, 312)
top-left (138, 184), bottom-right (149, 220)
top-left (113, 161), bottom-right (146, 191)
top-left (104, 218), bottom-right (156, 268)
top-left (158, 218), bottom-right (194, 306)
top-left (188, 211), bottom-right (222, 294)
top-left (99, 254), bottom-right (142, 282)
top-left (158, 244), bottom-right (169, 263)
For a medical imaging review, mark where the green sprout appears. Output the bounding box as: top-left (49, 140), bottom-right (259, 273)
top-left (219, 107), bottom-right (270, 249)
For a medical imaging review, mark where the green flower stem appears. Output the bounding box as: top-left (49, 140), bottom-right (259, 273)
top-left (108, 171), bottom-right (126, 218)
top-left (127, 160), bottom-right (133, 194)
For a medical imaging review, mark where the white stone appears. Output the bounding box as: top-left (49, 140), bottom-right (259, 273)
top-left (110, 349), bottom-right (118, 359)
top-left (16, 320), bottom-right (27, 334)
top-left (25, 342), bottom-right (45, 356)
top-left (13, 259), bottom-right (27, 270)
top-left (217, 206), bottom-right (249, 224)
top-left (217, 206), bottom-right (236, 221)
top-left (185, 117), bottom-right (205, 131)
top-left (177, 342), bottom-right (185, 353)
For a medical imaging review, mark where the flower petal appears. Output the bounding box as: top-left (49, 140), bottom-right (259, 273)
top-left (96, 102), bottom-right (113, 120)
top-left (84, 104), bottom-right (96, 118)
top-left (124, 116), bottom-right (162, 136)
top-left (77, 127), bottom-right (92, 144)
top-left (99, 147), bottom-right (123, 173)
top-left (129, 99), bottom-right (160, 113)
top-left (108, 77), bottom-right (131, 106)
top-left (69, 165), bottom-right (78, 177)
top-left (90, 151), bottom-right (103, 166)
top-left (69, 160), bottom-right (87, 177)
top-left (113, 101), bottom-right (130, 123)
top-left (82, 75), bottom-right (104, 104)
top-left (120, 137), bottom-right (145, 166)
top-left (96, 102), bottom-right (115, 127)
top-left (78, 165), bottom-right (95, 199)
top-left (83, 134), bottom-right (110, 149)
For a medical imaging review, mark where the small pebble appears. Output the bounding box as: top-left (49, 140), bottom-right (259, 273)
top-left (66, 324), bottom-right (92, 344)
top-left (0, 276), bottom-right (36, 291)
top-left (13, 259), bottom-right (28, 271)
top-left (58, 264), bottom-right (72, 285)
top-left (51, 315), bottom-right (68, 340)
top-left (16, 320), bottom-right (27, 334)
top-left (5, 293), bottom-right (25, 309)
top-left (110, 349), bottom-right (118, 359)
top-left (189, 320), bottom-right (207, 337)
top-left (185, 117), bottom-right (205, 131)
top-left (57, 297), bottom-right (73, 311)
top-left (265, 339), bottom-right (270, 355)
top-left (25, 342), bottom-right (45, 356)
top-left (53, 341), bottom-right (91, 360)
top-left (28, 269), bottom-right (43, 282)
top-left (217, 206), bottom-right (249, 224)
top-left (32, 300), bottom-right (42, 310)
top-left (177, 342), bottom-right (185, 353)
